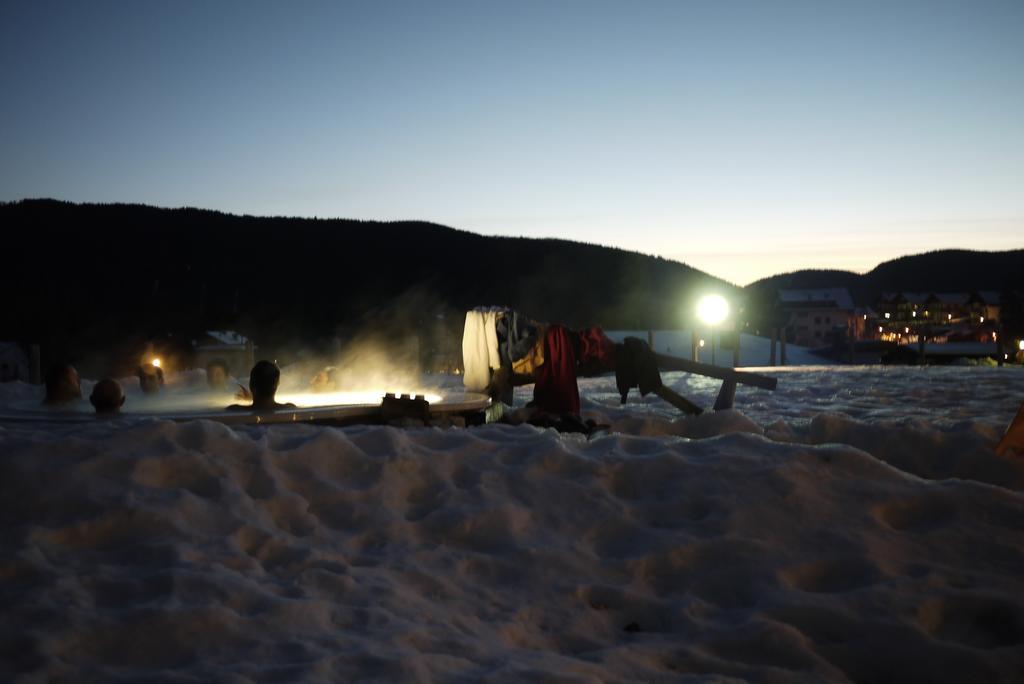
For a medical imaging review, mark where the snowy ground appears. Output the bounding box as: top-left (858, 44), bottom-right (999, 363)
top-left (2, 366), bottom-right (1024, 682)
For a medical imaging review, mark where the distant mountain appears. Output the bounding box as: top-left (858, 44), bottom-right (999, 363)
top-left (747, 249), bottom-right (1024, 306)
top-left (0, 199), bottom-right (732, 366)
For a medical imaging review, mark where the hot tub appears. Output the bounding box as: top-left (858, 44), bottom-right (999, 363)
top-left (0, 382), bottom-right (492, 426)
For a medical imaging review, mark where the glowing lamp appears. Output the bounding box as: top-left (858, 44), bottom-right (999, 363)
top-left (696, 294), bottom-right (729, 325)
top-left (980, 316), bottom-right (985, 323)
top-left (698, 339), bottom-right (705, 348)
top-left (884, 312), bottom-right (890, 319)
top-left (1018, 340), bottom-right (1024, 351)
top-left (948, 313), bottom-right (952, 321)
top-left (151, 358), bottom-right (162, 368)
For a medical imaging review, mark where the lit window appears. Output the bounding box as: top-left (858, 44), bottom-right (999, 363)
top-left (884, 312), bottom-right (891, 319)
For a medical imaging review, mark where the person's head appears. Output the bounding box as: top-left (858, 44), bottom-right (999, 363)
top-left (43, 363), bottom-right (81, 405)
top-left (249, 360), bottom-right (281, 406)
top-left (206, 358), bottom-right (230, 390)
top-left (137, 363), bottom-right (164, 395)
top-left (309, 366), bottom-right (338, 392)
top-left (90, 378), bottom-right (125, 414)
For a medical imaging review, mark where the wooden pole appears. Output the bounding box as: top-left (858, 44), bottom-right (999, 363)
top-left (770, 328), bottom-right (777, 366)
top-left (780, 327), bottom-right (788, 366)
top-left (997, 325), bottom-right (1005, 367)
top-left (648, 330), bottom-right (655, 351)
top-left (653, 385), bottom-right (703, 416)
top-left (654, 353), bottom-right (778, 391)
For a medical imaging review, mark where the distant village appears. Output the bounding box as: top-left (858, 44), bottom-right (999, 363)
top-left (769, 288), bottom-right (1022, 365)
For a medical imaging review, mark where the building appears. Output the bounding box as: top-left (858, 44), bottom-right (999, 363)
top-left (867, 291), bottom-right (1007, 349)
top-left (777, 289), bottom-right (856, 347)
top-left (874, 291), bottom-right (1001, 326)
top-left (192, 331), bottom-right (254, 378)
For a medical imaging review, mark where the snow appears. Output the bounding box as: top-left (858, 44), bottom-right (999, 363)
top-left (204, 330), bottom-right (249, 346)
top-left (2, 366), bottom-right (1024, 681)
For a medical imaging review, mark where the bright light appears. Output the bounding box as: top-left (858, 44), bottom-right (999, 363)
top-left (980, 316), bottom-right (985, 323)
top-left (884, 312), bottom-right (890, 319)
top-left (904, 327), bottom-right (910, 333)
top-left (698, 339), bottom-right (705, 348)
top-left (878, 326), bottom-right (883, 333)
top-left (696, 294), bottom-right (729, 325)
top-left (151, 358), bottom-right (162, 368)
top-left (1018, 340), bottom-right (1024, 351)
top-left (912, 311), bottom-right (917, 318)
top-left (948, 313), bottom-right (953, 321)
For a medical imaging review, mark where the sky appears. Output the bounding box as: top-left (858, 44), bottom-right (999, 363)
top-left (1, 0), bottom-right (1022, 286)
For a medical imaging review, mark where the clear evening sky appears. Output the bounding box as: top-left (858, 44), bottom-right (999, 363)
top-left (2, 1), bottom-right (1022, 285)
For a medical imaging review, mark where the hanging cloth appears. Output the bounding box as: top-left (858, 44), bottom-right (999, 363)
top-left (462, 310), bottom-right (502, 391)
top-left (532, 325), bottom-right (581, 415)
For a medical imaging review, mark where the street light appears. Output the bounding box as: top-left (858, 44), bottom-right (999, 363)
top-left (697, 294), bottom-right (729, 365)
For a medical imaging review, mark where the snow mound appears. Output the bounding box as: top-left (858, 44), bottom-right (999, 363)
top-left (3, 420), bottom-right (1024, 682)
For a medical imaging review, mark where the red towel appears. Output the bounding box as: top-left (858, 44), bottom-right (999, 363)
top-left (533, 325), bottom-right (580, 415)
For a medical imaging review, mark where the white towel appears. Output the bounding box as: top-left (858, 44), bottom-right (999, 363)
top-left (462, 310), bottom-right (502, 390)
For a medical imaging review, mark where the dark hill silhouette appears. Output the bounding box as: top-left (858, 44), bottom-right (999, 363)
top-left (747, 249), bottom-right (1024, 306)
top-left (1, 199), bottom-right (731, 367)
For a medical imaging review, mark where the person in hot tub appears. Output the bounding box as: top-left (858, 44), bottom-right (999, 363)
top-left (207, 358), bottom-right (251, 400)
top-left (90, 378), bottom-right (125, 415)
top-left (228, 360), bottom-right (296, 412)
top-left (42, 362), bottom-right (82, 406)
top-left (137, 363), bottom-right (164, 395)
